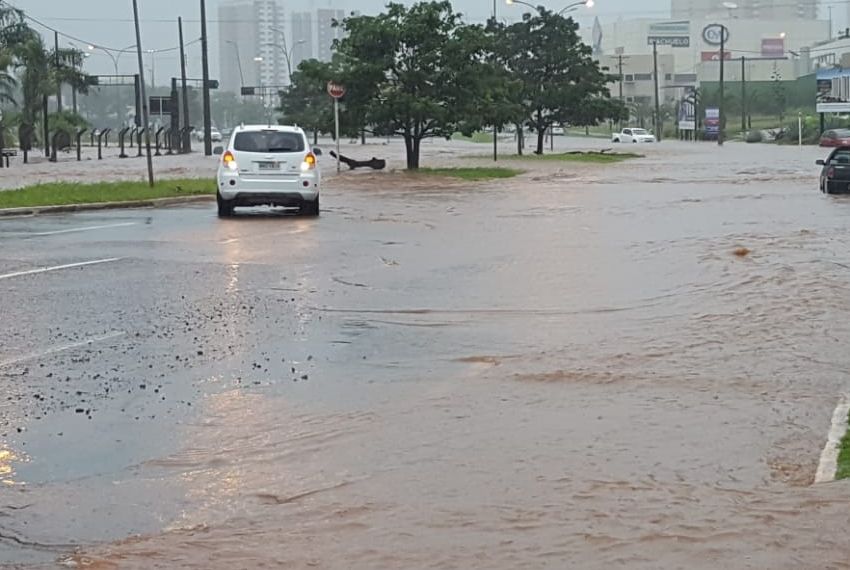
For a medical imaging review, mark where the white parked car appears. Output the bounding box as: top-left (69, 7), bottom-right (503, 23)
top-left (216, 125), bottom-right (321, 217)
top-left (195, 128), bottom-right (222, 142)
top-left (612, 128), bottom-right (656, 143)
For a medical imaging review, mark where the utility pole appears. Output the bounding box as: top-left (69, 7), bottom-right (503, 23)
top-left (492, 1), bottom-right (498, 162)
top-left (55, 31), bottom-right (62, 112)
top-left (653, 41), bottom-right (661, 142)
top-left (829, 6), bottom-right (833, 38)
top-left (718, 25), bottom-right (725, 146)
top-left (200, 0), bottom-right (213, 156)
top-left (132, 0), bottom-right (155, 187)
top-left (741, 56), bottom-right (746, 134)
top-left (618, 54), bottom-right (625, 101)
top-left (179, 17), bottom-right (191, 152)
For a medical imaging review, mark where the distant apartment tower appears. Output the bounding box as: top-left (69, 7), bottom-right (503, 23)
top-left (291, 12), bottom-right (314, 71)
top-left (218, 0), bottom-right (287, 94)
top-left (672, 0), bottom-right (818, 19)
top-left (317, 9), bottom-right (345, 62)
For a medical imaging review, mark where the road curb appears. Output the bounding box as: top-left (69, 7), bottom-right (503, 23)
top-left (0, 194), bottom-right (215, 218)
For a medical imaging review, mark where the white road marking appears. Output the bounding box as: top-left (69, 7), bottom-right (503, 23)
top-left (0, 258), bottom-right (122, 281)
top-left (31, 222), bottom-right (137, 236)
top-left (0, 332), bottom-right (127, 369)
top-left (814, 395), bottom-right (850, 484)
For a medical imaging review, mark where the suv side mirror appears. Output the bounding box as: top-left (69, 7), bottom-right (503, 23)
top-left (816, 159), bottom-right (826, 166)
top-left (213, 145), bottom-right (224, 155)
top-left (313, 147), bottom-right (323, 156)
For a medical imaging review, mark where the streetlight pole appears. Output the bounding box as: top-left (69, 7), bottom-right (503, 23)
top-left (131, 0), bottom-right (154, 186)
top-left (147, 49), bottom-right (156, 88)
top-left (506, 0), bottom-right (593, 15)
top-left (718, 24), bottom-right (725, 146)
top-left (225, 40), bottom-right (246, 87)
top-left (263, 41), bottom-right (306, 85)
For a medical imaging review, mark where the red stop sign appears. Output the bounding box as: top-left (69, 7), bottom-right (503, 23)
top-left (327, 82), bottom-right (346, 99)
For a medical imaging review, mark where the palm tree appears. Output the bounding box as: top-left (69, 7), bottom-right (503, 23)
top-left (15, 35), bottom-right (51, 153)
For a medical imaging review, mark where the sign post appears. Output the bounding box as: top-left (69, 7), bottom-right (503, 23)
top-left (327, 81), bottom-right (346, 173)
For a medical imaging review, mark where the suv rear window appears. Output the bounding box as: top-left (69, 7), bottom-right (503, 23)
top-left (234, 131), bottom-right (305, 153)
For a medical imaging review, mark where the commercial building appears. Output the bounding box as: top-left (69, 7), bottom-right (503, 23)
top-left (317, 9), bottom-right (345, 62)
top-left (587, 16), bottom-right (828, 80)
top-left (672, 0), bottom-right (820, 20)
top-left (218, 0), bottom-right (287, 94)
top-left (291, 12), bottom-right (314, 71)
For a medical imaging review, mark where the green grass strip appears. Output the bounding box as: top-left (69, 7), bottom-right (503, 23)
top-left (835, 409), bottom-right (850, 480)
top-left (0, 178), bottom-right (215, 209)
top-left (415, 167), bottom-right (523, 181)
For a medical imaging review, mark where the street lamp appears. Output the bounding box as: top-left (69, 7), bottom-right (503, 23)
top-left (146, 49), bottom-right (156, 88)
top-left (505, 0), bottom-right (593, 15)
top-left (264, 40), bottom-right (307, 85)
top-left (558, 0), bottom-right (593, 15)
top-left (87, 43), bottom-right (136, 126)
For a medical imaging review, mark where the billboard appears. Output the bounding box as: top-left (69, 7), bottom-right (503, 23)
top-left (704, 107), bottom-right (720, 139)
top-left (647, 20), bottom-right (690, 48)
top-left (817, 68), bottom-right (850, 113)
top-left (701, 51), bottom-right (732, 61)
top-left (761, 38), bottom-right (785, 58)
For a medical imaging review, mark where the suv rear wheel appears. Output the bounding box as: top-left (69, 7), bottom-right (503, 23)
top-left (217, 192), bottom-right (234, 217)
top-left (301, 196), bottom-right (320, 217)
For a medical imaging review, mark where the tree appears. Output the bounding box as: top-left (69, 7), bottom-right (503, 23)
top-left (278, 59), bottom-right (336, 143)
top-left (771, 64), bottom-right (786, 124)
top-left (497, 8), bottom-right (618, 155)
top-left (336, 2), bottom-right (490, 169)
top-left (14, 35), bottom-right (50, 152)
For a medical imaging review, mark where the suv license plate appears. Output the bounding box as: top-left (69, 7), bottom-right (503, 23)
top-left (258, 161), bottom-right (280, 170)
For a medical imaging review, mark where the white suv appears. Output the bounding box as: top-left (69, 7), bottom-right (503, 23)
top-left (216, 125), bottom-right (321, 217)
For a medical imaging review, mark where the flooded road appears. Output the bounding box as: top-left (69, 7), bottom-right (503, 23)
top-left (2, 140), bottom-right (850, 568)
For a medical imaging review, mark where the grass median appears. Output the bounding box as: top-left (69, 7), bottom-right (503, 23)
top-left (462, 151), bottom-right (641, 164)
top-left (415, 167), bottom-right (523, 181)
top-left (836, 410), bottom-right (850, 480)
top-left (0, 178), bottom-right (215, 209)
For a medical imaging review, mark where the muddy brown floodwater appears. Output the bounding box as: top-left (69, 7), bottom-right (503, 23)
top-left (2, 139), bottom-right (850, 569)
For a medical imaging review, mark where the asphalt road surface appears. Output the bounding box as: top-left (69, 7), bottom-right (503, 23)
top-left (2, 141), bottom-right (850, 569)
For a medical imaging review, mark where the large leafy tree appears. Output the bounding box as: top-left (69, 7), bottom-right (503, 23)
top-left (336, 2), bottom-right (489, 169)
top-left (278, 59), bottom-right (336, 143)
top-left (498, 8), bottom-right (618, 155)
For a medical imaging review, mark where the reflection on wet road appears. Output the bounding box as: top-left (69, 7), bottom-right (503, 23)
top-left (2, 141), bottom-right (850, 568)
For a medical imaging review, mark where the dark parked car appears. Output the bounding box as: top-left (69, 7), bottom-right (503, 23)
top-left (819, 129), bottom-right (850, 147)
top-left (817, 146), bottom-right (850, 193)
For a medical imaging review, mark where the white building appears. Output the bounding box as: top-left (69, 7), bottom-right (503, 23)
top-left (317, 9), bottom-right (345, 62)
top-left (291, 12), bottom-right (314, 71)
top-left (218, 0), bottom-right (287, 94)
top-left (672, 0), bottom-right (819, 20)
top-left (587, 16), bottom-right (829, 81)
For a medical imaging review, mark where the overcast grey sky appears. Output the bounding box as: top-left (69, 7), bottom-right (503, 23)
top-left (11, 0), bottom-right (671, 79)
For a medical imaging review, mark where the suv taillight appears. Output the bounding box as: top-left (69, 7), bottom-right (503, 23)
top-left (301, 152), bottom-right (317, 171)
top-left (222, 151), bottom-right (238, 171)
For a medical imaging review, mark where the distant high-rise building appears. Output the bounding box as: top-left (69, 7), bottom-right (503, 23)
top-left (672, 0), bottom-right (819, 19)
top-left (291, 12), bottom-right (314, 72)
top-left (218, 0), bottom-right (287, 94)
top-left (317, 9), bottom-right (345, 62)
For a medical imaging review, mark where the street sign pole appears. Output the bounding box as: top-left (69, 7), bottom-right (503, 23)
top-left (334, 98), bottom-right (340, 173)
top-left (327, 81), bottom-right (346, 174)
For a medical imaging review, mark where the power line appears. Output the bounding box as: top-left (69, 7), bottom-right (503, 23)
top-left (0, 0), bottom-right (198, 55)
